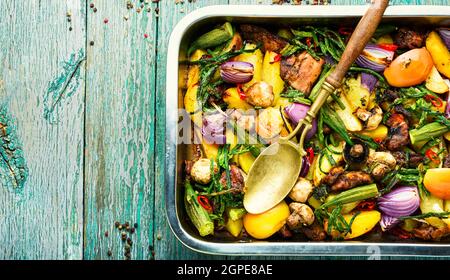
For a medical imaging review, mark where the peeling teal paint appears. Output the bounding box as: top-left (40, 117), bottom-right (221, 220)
top-left (0, 104), bottom-right (28, 189)
top-left (44, 49), bottom-right (85, 123)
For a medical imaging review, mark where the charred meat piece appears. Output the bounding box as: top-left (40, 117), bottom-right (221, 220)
top-left (322, 166), bottom-right (345, 186)
top-left (300, 221), bottom-right (327, 241)
top-left (383, 89), bottom-right (399, 102)
top-left (240, 24), bottom-right (288, 53)
top-left (219, 164), bottom-right (245, 194)
top-left (280, 51), bottom-right (324, 94)
top-left (330, 171), bottom-right (373, 192)
top-left (444, 154), bottom-right (450, 168)
top-left (385, 113), bottom-right (410, 151)
top-left (413, 224), bottom-right (450, 241)
top-left (392, 151), bottom-right (425, 168)
top-left (394, 28), bottom-right (426, 50)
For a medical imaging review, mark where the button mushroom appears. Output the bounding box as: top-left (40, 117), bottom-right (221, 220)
top-left (367, 150), bottom-right (397, 180)
top-left (288, 177), bottom-right (314, 203)
top-left (344, 138), bottom-right (369, 169)
top-left (355, 105), bottom-right (383, 131)
top-left (190, 158), bottom-right (218, 185)
top-left (286, 202), bottom-right (315, 230)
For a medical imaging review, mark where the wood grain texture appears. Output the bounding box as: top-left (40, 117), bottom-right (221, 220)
top-left (154, 0), bottom-right (230, 260)
top-left (83, 1), bottom-right (156, 260)
top-left (0, 0), bottom-right (85, 259)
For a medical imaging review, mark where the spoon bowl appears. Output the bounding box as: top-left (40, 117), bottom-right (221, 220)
top-left (243, 141), bottom-right (303, 214)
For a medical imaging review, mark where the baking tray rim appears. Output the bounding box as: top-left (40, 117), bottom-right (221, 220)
top-left (165, 4), bottom-right (450, 257)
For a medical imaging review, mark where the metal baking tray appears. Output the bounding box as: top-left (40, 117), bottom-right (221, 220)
top-left (165, 5), bottom-right (450, 257)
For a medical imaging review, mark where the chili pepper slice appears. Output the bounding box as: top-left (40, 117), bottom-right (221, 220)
top-left (378, 43), bottom-right (398, 52)
top-left (237, 84), bottom-right (246, 100)
top-left (425, 148), bottom-right (440, 164)
top-left (356, 200), bottom-right (376, 211)
top-left (306, 147), bottom-right (314, 164)
top-left (306, 37), bottom-right (312, 48)
top-left (338, 27), bottom-right (353, 36)
top-left (197, 195), bottom-right (212, 212)
top-left (391, 227), bottom-right (413, 240)
top-left (424, 94), bottom-right (443, 108)
top-left (374, 138), bottom-right (383, 144)
top-left (270, 53), bottom-right (282, 64)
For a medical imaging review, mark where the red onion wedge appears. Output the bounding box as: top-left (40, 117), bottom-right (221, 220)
top-left (201, 111), bottom-right (227, 144)
top-left (355, 44), bottom-right (395, 72)
top-left (284, 103), bottom-right (317, 141)
top-left (361, 73), bottom-right (378, 93)
top-left (378, 186), bottom-right (420, 218)
top-left (438, 28), bottom-right (450, 50)
top-left (380, 214), bottom-right (399, 232)
top-left (299, 156), bottom-right (311, 178)
top-left (220, 61), bottom-right (254, 84)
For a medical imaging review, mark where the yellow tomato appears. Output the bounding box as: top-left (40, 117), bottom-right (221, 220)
top-left (423, 168), bottom-right (450, 200)
top-left (243, 201), bottom-right (290, 239)
top-left (384, 48), bottom-right (434, 87)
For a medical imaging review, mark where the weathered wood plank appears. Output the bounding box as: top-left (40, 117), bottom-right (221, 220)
top-left (0, 0), bottom-right (85, 259)
top-left (83, 0), bottom-right (157, 260)
top-left (153, 0), bottom-right (229, 260)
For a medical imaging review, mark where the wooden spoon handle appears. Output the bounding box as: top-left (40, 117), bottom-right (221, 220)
top-left (326, 0), bottom-right (390, 88)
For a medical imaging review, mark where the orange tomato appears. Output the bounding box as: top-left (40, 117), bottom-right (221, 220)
top-left (384, 48), bottom-right (433, 87)
top-left (423, 168), bottom-right (450, 200)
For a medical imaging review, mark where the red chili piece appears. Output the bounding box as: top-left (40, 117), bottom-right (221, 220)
top-left (338, 27), bottom-right (353, 36)
top-left (378, 43), bottom-right (399, 52)
top-left (425, 149), bottom-right (440, 164)
top-left (237, 84), bottom-right (246, 100)
top-left (306, 38), bottom-right (312, 48)
top-left (197, 195), bottom-right (212, 212)
top-left (306, 147), bottom-right (314, 164)
top-left (391, 227), bottom-right (413, 240)
top-left (270, 53), bottom-right (282, 64)
top-left (424, 94), bottom-right (443, 108)
top-left (356, 200), bottom-right (376, 211)
top-left (374, 138), bottom-right (383, 144)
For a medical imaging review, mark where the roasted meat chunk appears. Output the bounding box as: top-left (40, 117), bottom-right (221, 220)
top-left (413, 224), bottom-right (450, 241)
top-left (322, 166), bottom-right (373, 191)
top-left (322, 166), bottom-right (345, 186)
top-left (280, 51), bottom-right (324, 94)
top-left (300, 221), bottom-right (327, 241)
top-left (330, 171), bottom-right (373, 192)
top-left (385, 113), bottom-right (410, 151)
top-left (219, 164), bottom-right (245, 194)
top-left (394, 28), bottom-right (426, 49)
top-left (240, 24), bottom-right (288, 53)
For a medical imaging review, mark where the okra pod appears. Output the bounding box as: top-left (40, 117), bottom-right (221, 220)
top-left (188, 22), bottom-right (234, 56)
top-left (184, 180), bottom-right (214, 237)
top-left (409, 122), bottom-right (449, 148)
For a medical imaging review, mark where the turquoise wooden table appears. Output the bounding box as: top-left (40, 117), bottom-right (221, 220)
top-left (0, 0), bottom-right (449, 260)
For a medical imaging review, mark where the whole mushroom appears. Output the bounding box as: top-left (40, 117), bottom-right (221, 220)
top-left (190, 158), bottom-right (218, 185)
top-left (286, 202), bottom-right (315, 230)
